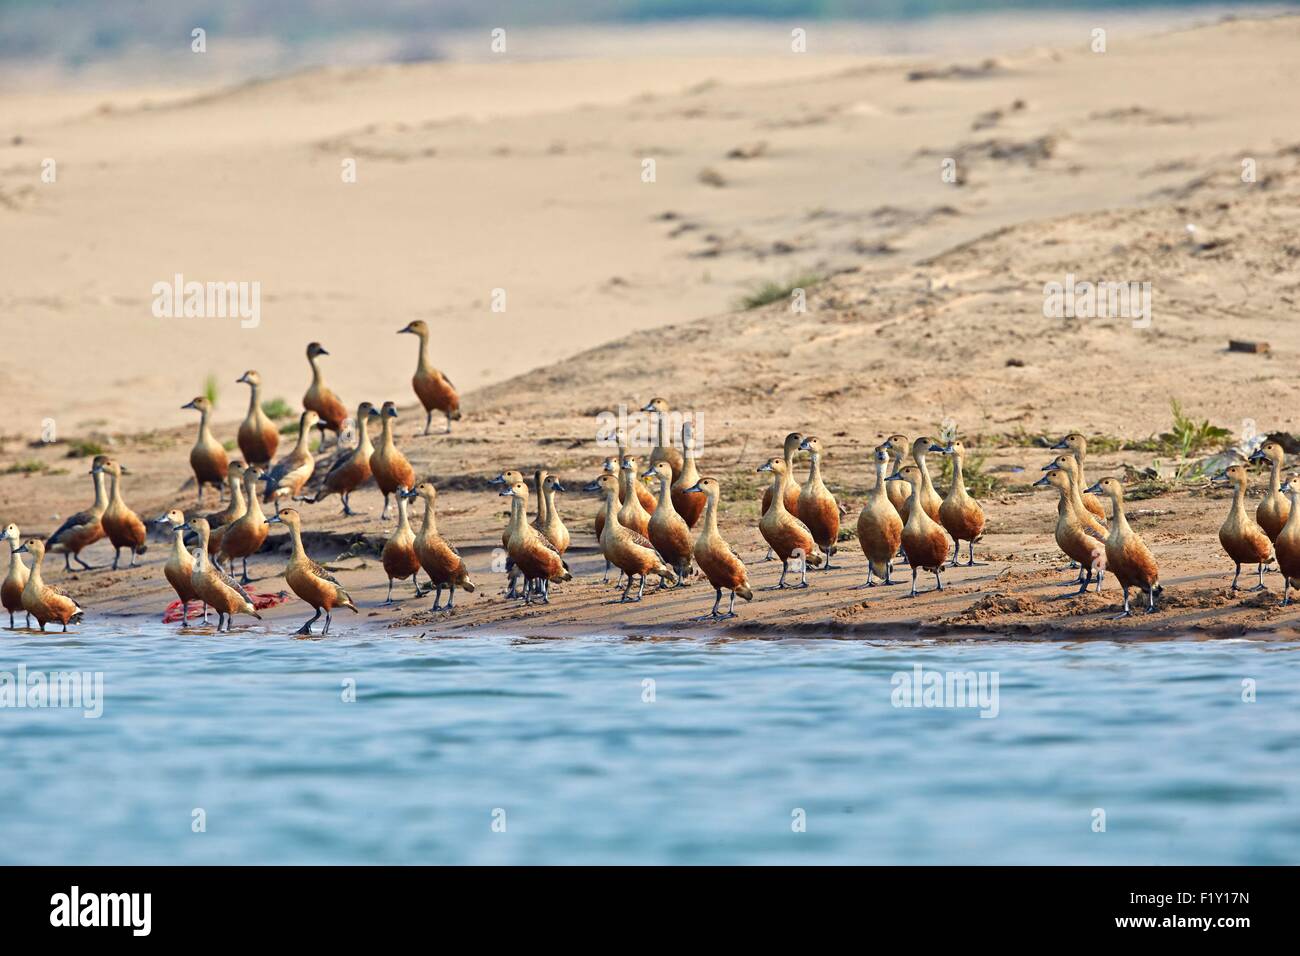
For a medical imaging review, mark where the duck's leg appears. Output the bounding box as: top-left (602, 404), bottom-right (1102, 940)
top-left (948, 535), bottom-right (961, 568)
top-left (725, 590), bottom-right (738, 618)
top-left (934, 569), bottom-right (943, 592)
top-left (179, 600), bottom-right (189, 625)
top-left (964, 540), bottom-right (982, 566)
top-left (601, 560), bottom-right (611, 584)
top-left (202, 602), bottom-right (209, 624)
top-left (130, 548), bottom-right (139, 568)
top-left (111, 548), bottom-right (121, 571)
top-left (538, 579), bottom-right (550, 605)
top-left (1095, 569), bottom-right (1105, 594)
top-left (1282, 579), bottom-right (1291, 607)
top-left (821, 545), bottom-right (835, 571)
top-left (635, 575), bottom-right (647, 602)
top-left (380, 494), bottom-right (392, 521)
top-left (620, 575), bottom-right (634, 603)
top-left (446, 584), bottom-right (456, 610)
top-left (1250, 563), bottom-right (1267, 592)
top-left (341, 492), bottom-right (356, 517)
top-left (1230, 562), bottom-right (1242, 590)
top-left (410, 574), bottom-right (422, 598)
top-left (424, 409), bottom-right (433, 436)
top-left (796, 559), bottom-right (809, 589)
top-left (856, 561), bottom-right (875, 589)
top-left (767, 559), bottom-right (789, 590)
top-left (445, 412), bottom-right (453, 434)
top-left (709, 588), bottom-right (723, 618)
top-left (74, 553), bottom-right (95, 571)
top-left (240, 556), bottom-right (251, 585)
top-left (297, 607), bottom-right (322, 635)
top-left (1111, 586), bottom-right (1132, 619)
top-left (1147, 585), bottom-right (1158, 613)
top-left (24, 612), bottom-right (30, 628)
top-left (1076, 568), bottom-right (1092, 595)
top-left (908, 566), bottom-right (919, 598)
top-left (762, 546), bottom-right (775, 562)
top-left (384, 577), bottom-right (394, 605)
top-left (324, 609), bottom-right (332, 634)
top-left (64, 553), bottom-right (72, 572)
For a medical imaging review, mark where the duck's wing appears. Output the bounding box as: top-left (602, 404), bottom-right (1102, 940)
top-left (624, 528), bottom-right (657, 552)
top-left (215, 566), bottom-right (256, 605)
top-left (47, 509), bottom-right (95, 543)
top-left (307, 558), bottom-right (344, 588)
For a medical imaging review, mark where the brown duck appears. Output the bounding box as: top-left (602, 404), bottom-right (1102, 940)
top-left (398, 320), bottom-right (461, 434)
top-left (94, 458), bottom-right (147, 569)
top-left (370, 401), bottom-right (416, 520)
top-left (236, 370), bottom-right (279, 467)
top-left (266, 508), bottom-right (358, 635)
top-left (404, 483), bottom-right (476, 611)
top-left (182, 396), bottom-right (228, 503)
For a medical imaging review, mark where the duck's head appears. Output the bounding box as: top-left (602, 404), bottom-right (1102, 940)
top-left (236, 370), bottom-right (262, 388)
top-left (886, 464), bottom-right (922, 488)
top-left (401, 481), bottom-right (436, 502)
top-left (641, 397), bottom-right (669, 415)
top-left (182, 396), bottom-right (213, 415)
top-left (642, 460), bottom-right (674, 483)
top-left (381, 401), bottom-right (398, 419)
top-left (91, 458), bottom-right (123, 478)
top-left (356, 401), bottom-right (376, 422)
top-left (499, 480), bottom-right (530, 500)
top-left (1033, 468), bottom-right (1070, 492)
top-left (912, 436), bottom-right (936, 459)
top-left (14, 538), bottom-right (44, 560)
top-left (543, 475), bottom-right (566, 494)
top-left (306, 342), bottom-right (329, 360)
top-left (1042, 454), bottom-right (1077, 476)
top-left (1213, 464), bottom-right (1249, 487)
top-left (266, 507), bottom-right (301, 528)
top-left (489, 469), bottom-right (525, 488)
top-left (2, 523), bottom-right (20, 545)
top-left (299, 410), bottom-right (320, 432)
top-left (1084, 476), bottom-right (1124, 501)
top-left (179, 515), bottom-right (211, 538)
top-left (871, 445), bottom-right (891, 466)
top-left (621, 455), bottom-right (640, 474)
top-left (586, 473), bottom-right (620, 497)
top-left (155, 508), bottom-right (186, 529)
top-left (682, 475), bottom-right (720, 499)
top-left (1249, 441), bottom-right (1284, 467)
top-left (798, 435), bottom-right (824, 456)
top-left (1052, 433), bottom-right (1087, 455)
top-left (758, 456), bottom-right (787, 477)
top-left (782, 432), bottom-right (804, 458)
top-left (397, 320), bottom-right (428, 337)
top-left (882, 435), bottom-right (908, 459)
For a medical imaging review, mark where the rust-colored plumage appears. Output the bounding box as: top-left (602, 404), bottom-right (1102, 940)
top-left (683, 476), bottom-right (753, 618)
top-left (157, 509), bottom-right (204, 624)
top-left (760, 432), bottom-right (803, 520)
top-left (262, 411), bottom-right (319, 508)
top-left (857, 447), bottom-right (903, 586)
top-left (406, 483), bottom-right (475, 611)
top-left (182, 396), bottom-right (228, 503)
top-left (888, 465), bottom-right (949, 596)
top-left (235, 370), bottom-right (279, 467)
top-left (502, 480), bottom-right (572, 603)
top-left (17, 539), bottom-right (84, 631)
top-left (1086, 477), bottom-right (1161, 617)
top-left (3, 524), bottom-right (32, 628)
top-left (380, 487), bottom-right (423, 602)
top-left (370, 401), bottom-right (416, 520)
top-left (671, 421), bottom-right (706, 528)
top-left (758, 457), bottom-right (824, 588)
top-left (935, 440), bottom-right (986, 566)
top-left (310, 401), bottom-right (374, 516)
top-left (591, 473), bottom-right (676, 601)
top-left (797, 436), bottom-right (840, 568)
top-left (302, 342), bottom-right (348, 445)
top-left (219, 466), bottom-right (270, 583)
top-left (398, 320), bottom-right (461, 434)
top-left (1035, 467), bottom-right (1106, 594)
top-left (1251, 441), bottom-right (1290, 541)
top-left (46, 457), bottom-right (110, 571)
top-left (267, 509), bottom-right (357, 634)
top-left (95, 459), bottom-right (147, 569)
top-left (1214, 464), bottom-right (1272, 592)
top-left (642, 397), bottom-right (685, 482)
top-left (1053, 433), bottom-right (1107, 523)
top-left (644, 460), bottom-right (694, 583)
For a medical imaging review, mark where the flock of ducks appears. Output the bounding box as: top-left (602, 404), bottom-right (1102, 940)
top-left (3, 340), bottom-right (1299, 632)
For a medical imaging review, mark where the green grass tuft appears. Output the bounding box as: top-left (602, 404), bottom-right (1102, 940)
top-left (261, 397), bottom-right (294, 420)
top-left (736, 273), bottom-right (821, 311)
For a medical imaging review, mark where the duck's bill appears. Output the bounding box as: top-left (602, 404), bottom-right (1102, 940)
top-left (640, 470), bottom-right (655, 480)
top-left (551, 482), bottom-right (566, 493)
top-left (487, 474), bottom-right (507, 486)
top-left (683, 481), bottom-right (705, 494)
top-left (1084, 482), bottom-right (1104, 494)
top-left (1050, 438), bottom-right (1069, 449)
top-left (1032, 475), bottom-right (1051, 487)
top-left (884, 474), bottom-right (904, 481)
top-left (1041, 462), bottom-right (1061, 472)
top-left (928, 443), bottom-right (948, 453)
top-left (582, 481), bottom-right (601, 492)
top-left (757, 462), bottom-right (773, 473)
top-left (14, 543), bottom-right (29, 553)
top-left (266, 514), bottom-right (283, 524)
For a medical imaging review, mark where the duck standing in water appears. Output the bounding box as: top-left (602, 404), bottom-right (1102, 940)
top-left (205, 461), bottom-right (247, 558)
top-left (156, 509), bottom-right (205, 624)
top-left (405, 483), bottom-right (475, 611)
top-left (15, 539), bottom-right (84, 632)
top-left (797, 436), bottom-right (840, 570)
top-left (757, 457), bottom-right (824, 588)
top-left (94, 459), bottom-right (147, 570)
top-left (219, 466), bottom-right (269, 583)
top-left (933, 440), bottom-right (986, 566)
top-left (1051, 433), bottom-right (1107, 523)
top-left (682, 476), bottom-right (752, 618)
top-left (1085, 477), bottom-right (1162, 618)
top-left (398, 320), bottom-right (461, 434)
top-left (302, 342), bottom-right (348, 449)
top-left (856, 446), bottom-right (902, 587)
top-left (588, 473), bottom-right (675, 602)
top-left (235, 370), bottom-right (279, 467)
top-left (642, 397), bottom-right (684, 482)
top-left (644, 460), bottom-right (694, 585)
top-left (370, 401), bottom-right (416, 520)
top-left (262, 411), bottom-right (320, 512)
top-left (266, 509), bottom-right (357, 634)
top-left (1033, 467), bottom-right (1105, 595)
top-left (1249, 441), bottom-right (1290, 542)
top-left (381, 486), bottom-right (423, 603)
top-left (46, 455), bottom-right (110, 571)
top-left (1212, 464), bottom-right (1272, 591)
top-left (2, 524), bottom-right (31, 628)
top-left (886, 465), bottom-right (949, 597)
top-left (182, 396), bottom-right (228, 504)
top-left (178, 517), bottom-right (262, 631)
top-left (501, 479), bottom-right (572, 604)
top-left (672, 421), bottom-right (706, 528)
top-left (309, 401), bottom-right (375, 516)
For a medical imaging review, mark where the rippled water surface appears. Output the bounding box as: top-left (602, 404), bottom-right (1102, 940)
top-left (1, 623), bottom-right (1296, 864)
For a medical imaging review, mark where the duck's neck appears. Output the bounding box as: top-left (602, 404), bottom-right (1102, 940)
top-left (534, 475), bottom-right (548, 524)
top-left (1230, 480), bottom-right (1248, 518)
top-left (915, 451), bottom-right (934, 491)
top-left (1269, 458), bottom-right (1282, 494)
top-left (949, 454), bottom-right (965, 494)
top-left (197, 407), bottom-right (216, 446)
top-left (599, 492), bottom-right (620, 530)
top-left (395, 496), bottom-right (412, 536)
top-left (1072, 449), bottom-right (1088, 486)
top-left (194, 545), bottom-right (211, 574)
top-left (654, 475), bottom-right (675, 513)
top-left (677, 454), bottom-right (700, 488)
top-left (108, 472), bottom-right (124, 508)
top-left (869, 459), bottom-right (888, 500)
top-left (229, 474), bottom-right (247, 510)
top-left (701, 493), bottom-right (721, 537)
top-left (542, 487), bottom-right (558, 524)
top-left (243, 474), bottom-right (265, 521)
top-left (768, 472), bottom-right (789, 516)
top-left (291, 424), bottom-right (312, 457)
top-left (309, 356), bottom-right (324, 389)
top-left (356, 419), bottom-right (373, 455)
top-left (27, 553), bottom-right (45, 591)
top-left (380, 416), bottom-right (395, 452)
top-left (807, 451), bottom-right (823, 487)
top-left (1066, 473), bottom-right (1089, 517)
top-left (91, 472), bottom-right (108, 510)
top-left (170, 528), bottom-right (188, 563)
top-left (419, 496), bottom-right (437, 537)
top-left (888, 453), bottom-right (904, 479)
top-left (1109, 495), bottom-right (1129, 531)
top-left (287, 524), bottom-right (308, 562)
top-left (617, 467), bottom-right (633, 503)
top-left (245, 382), bottom-right (261, 418)
top-left (413, 330), bottom-right (431, 374)
top-left (507, 495), bottom-right (528, 537)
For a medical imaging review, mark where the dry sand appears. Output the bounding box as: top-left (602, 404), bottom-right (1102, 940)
top-left (2, 15), bottom-right (1300, 640)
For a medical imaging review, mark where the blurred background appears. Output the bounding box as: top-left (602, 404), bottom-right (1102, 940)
top-left (3, 0), bottom-right (1294, 88)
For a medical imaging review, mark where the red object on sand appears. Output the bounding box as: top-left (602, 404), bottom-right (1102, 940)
top-left (162, 589), bottom-right (290, 624)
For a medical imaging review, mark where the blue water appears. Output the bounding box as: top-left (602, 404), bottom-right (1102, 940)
top-left (1, 624), bottom-right (1296, 865)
